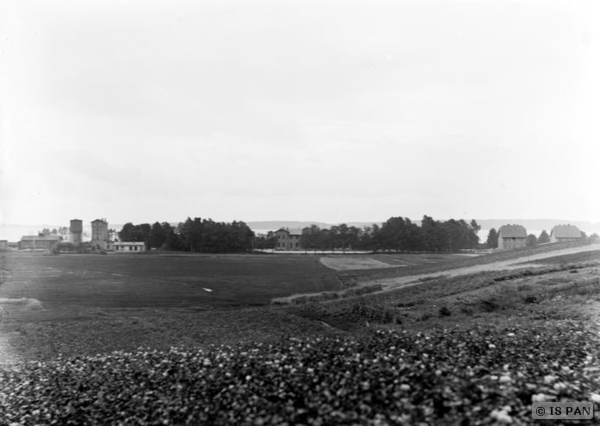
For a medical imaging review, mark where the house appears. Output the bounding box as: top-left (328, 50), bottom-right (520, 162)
top-left (274, 228), bottom-right (303, 251)
top-left (109, 242), bottom-right (146, 252)
top-left (0, 240), bottom-right (7, 251)
top-left (19, 235), bottom-right (62, 250)
top-left (550, 224), bottom-right (583, 243)
top-left (497, 224), bottom-right (527, 250)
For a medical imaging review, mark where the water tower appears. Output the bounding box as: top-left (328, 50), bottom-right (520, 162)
top-left (70, 219), bottom-right (83, 244)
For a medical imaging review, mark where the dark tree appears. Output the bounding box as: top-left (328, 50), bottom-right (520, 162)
top-left (317, 228), bottom-right (334, 252)
top-left (526, 234), bottom-right (538, 247)
top-left (254, 231), bottom-right (277, 250)
top-left (149, 222), bottom-right (166, 249)
top-left (160, 223), bottom-right (181, 250)
top-left (370, 224), bottom-right (383, 252)
top-left (347, 226), bottom-right (361, 251)
top-left (538, 230), bottom-right (551, 244)
top-left (421, 216), bottom-right (445, 252)
top-left (300, 225), bottom-right (321, 253)
top-left (118, 223), bottom-right (135, 242)
top-left (486, 228), bottom-right (498, 249)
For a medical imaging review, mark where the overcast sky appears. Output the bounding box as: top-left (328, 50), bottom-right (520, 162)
top-left (1, 0), bottom-right (599, 228)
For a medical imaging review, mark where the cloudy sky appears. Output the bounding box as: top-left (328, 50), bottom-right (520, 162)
top-left (1, 0), bottom-right (599, 228)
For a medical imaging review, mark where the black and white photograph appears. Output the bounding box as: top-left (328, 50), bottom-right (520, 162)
top-left (1, 0), bottom-right (599, 424)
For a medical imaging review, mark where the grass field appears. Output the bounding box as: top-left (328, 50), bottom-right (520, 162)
top-left (0, 252), bottom-right (339, 309)
top-left (522, 249), bottom-right (600, 265)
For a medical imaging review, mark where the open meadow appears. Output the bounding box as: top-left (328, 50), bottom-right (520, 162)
top-left (0, 252), bottom-right (340, 309)
top-left (2, 243), bottom-right (600, 424)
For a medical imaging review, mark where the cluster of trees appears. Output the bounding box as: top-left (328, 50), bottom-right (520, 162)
top-left (256, 216), bottom-right (481, 253)
top-left (118, 218), bottom-right (254, 253)
top-left (38, 227), bottom-right (68, 237)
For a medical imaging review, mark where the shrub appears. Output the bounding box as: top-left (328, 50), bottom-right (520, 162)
top-left (438, 306), bottom-right (452, 317)
top-left (480, 297), bottom-right (500, 312)
top-left (459, 305), bottom-right (474, 316)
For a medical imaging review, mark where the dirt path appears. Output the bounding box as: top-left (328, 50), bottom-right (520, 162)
top-left (372, 244), bottom-right (600, 291)
top-left (320, 257), bottom-right (398, 271)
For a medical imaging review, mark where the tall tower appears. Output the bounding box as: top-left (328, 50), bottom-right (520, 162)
top-left (91, 219), bottom-right (109, 250)
top-left (70, 219), bottom-right (83, 244)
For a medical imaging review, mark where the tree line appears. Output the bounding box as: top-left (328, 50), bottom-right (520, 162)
top-left (255, 216), bottom-right (481, 253)
top-left (118, 218), bottom-right (254, 253)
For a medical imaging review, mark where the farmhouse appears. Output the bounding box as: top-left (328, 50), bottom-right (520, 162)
top-left (497, 224), bottom-right (527, 250)
top-left (19, 235), bottom-right (62, 250)
top-left (0, 240), bottom-right (7, 251)
top-left (110, 242), bottom-right (146, 252)
top-left (274, 228), bottom-right (303, 251)
top-left (550, 224), bottom-right (583, 243)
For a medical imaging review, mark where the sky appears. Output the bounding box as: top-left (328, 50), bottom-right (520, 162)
top-left (1, 0), bottom-right (599, 229)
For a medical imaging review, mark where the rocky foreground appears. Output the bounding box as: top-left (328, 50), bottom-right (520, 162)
top-left (1, 320), bottom-right (600, 425)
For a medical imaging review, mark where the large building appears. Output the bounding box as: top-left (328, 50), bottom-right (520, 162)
top-left (19, 235), bottom-right (62, 250)
top-left (497, 224), bottom-right (527, 250)
top-left (69, 219), bottom-right (83, 244)
top-left (274, 228), bottom-right (303, 250)
top-left (550, 224), bottom-right (583, 243)
top-left (91, 219), bottom-right (109, 250)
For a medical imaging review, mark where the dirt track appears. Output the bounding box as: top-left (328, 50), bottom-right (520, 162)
top-left (372, 244), bottom-right (600, 291)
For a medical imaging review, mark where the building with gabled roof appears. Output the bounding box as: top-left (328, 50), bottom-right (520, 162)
top-left (497, 224), bottom-right (527, 250)
top-left (274, 228), bottom-right (303, 251)
top-left (19, 235), bottom-right (62, 250)
top-left (550, 224), bottom-right (583, 243)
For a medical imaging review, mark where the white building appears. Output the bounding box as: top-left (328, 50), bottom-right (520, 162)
top-left (110, 242), bottom-right (146, 252)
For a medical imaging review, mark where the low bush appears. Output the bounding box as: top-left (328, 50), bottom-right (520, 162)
top-left (1, 322), bottom-right (598, 425)
top-left (438, 306), bottom-right (452, 317)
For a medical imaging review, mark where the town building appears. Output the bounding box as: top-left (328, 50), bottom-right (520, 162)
top-left (91, 219), bottom-right (109, 250)
top-left (18, 235), bottom-right (62, 250)
top-left (274, 228), bottom-right (303, 251)
top-left (497, 224), bottom-right (527, 250)
top-left (109, 242), bottom-right (146, 252)
top-left (550, 224), bottom-right (583, 243)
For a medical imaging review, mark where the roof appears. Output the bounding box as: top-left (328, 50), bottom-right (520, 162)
top-left (21, 235), bottom-right (62, 241)
top-left (551, 224), bottom-right (582, 239)
top-left (113, 241), bottom-right (145, 245)
top-left (498, 224), bottom-right (527, 238)
top-left (91, 219), bottom-right (108, 224)
top-left (275, 228), bottom-right (303, 236)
